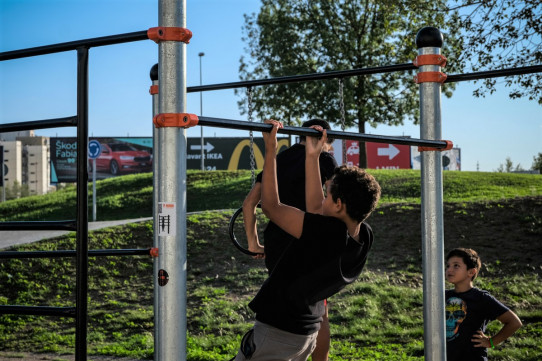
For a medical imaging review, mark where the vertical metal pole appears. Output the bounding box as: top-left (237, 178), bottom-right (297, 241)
top-left (156, 1), bottom-right (187, 360)
top-left (75, 46), bottom-right (89, 361)
top-left (92, 159), bottom-right (97, 221)
top-left (416, 27), bottom-right (446, 361)
top-left (150, 62), bottom-right (160, 357)
top-left (199, 52), bottom-right (205, 170)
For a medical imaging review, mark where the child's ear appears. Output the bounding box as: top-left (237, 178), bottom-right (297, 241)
top-left (468, 268), bottom-right (477, 279)
top-left (334, 197), bottom-right (344, 212)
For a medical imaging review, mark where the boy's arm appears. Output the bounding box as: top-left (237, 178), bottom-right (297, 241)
top-left (491, 310), bottom-right (522, 346)
top-left (260, 120), bottom-right (304, 239)
top-left (472, 310), bottom-right (522, 348)
top-left (305, 127), bottom-right (327, 214)
top-left (242, 182), bottom-right (264, 258)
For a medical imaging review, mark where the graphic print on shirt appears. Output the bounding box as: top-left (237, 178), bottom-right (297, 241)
top-left (446, 297), bottom-right (467, 340)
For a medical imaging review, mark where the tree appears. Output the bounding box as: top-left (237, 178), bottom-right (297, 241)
top-left (496, 157), bottom-right (524, 172)
top-left (532, 152), bottom-right (542, 173)
top-left (238, 0), bottom-right (464, 167)
top-left (451, 0), bottom-right (542, 104)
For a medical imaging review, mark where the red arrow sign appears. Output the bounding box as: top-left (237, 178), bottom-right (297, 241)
top-left (366, 142), bottom-right (411, 169)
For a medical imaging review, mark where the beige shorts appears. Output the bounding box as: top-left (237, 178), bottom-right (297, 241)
top-left (233, 321), bottom-right (318, 361)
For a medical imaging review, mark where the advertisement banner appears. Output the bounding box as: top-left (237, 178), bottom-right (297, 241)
top-left (51, 137), bottom-right (153, 183)
top-left (50, 137), bottom-right (290, 182)
top-left (411, 147), bottom-right (461, 170)
top-left (186, 137), bottom-right (289, 170)
top-left (329, 139), bottom-right (360, 167)
top-left (366, 142), bottom-right (411, 169)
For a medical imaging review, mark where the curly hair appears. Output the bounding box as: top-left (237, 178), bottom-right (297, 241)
top-left (328, 166), bottom-right (381, 223)
top-left (446, 248), bottom-right (482, 281)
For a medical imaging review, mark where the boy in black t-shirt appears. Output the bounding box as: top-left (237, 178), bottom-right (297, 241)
top-left (233, 120), bottom-right (381, 361)
top-left (445, 248), bottom-right (522, 361)
top-left (242, 119), bottom-right (337, 360)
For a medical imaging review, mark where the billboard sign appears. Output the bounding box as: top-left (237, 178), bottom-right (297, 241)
top-left (186, 137), bottom-right (289, 170)
top-left (411, 147), bottom-right (461, 170)
top-left (50, 137), bottom-right (290, 182)
top-left (329, 139), bottom-right (360, 167)
top-left (366, 142), bottom-right (411, 169)
top-left (51, 137), bottom-right (153, 183)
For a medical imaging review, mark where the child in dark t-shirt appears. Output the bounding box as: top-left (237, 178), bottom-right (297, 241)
top-left (233, 120), bottom-right (381, 361)
top-left (445, 248), bottom-right (522, 361)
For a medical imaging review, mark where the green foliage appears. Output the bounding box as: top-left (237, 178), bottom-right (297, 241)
top-left (453, 0), bottom-right (542, 104)
top-left (532, 153), bottom-right (542, 173)
top-left (238, 0), bottom-right (464, 166)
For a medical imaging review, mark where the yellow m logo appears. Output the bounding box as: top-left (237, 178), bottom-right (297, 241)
top-left (227, 139), bottom-right (289, 171)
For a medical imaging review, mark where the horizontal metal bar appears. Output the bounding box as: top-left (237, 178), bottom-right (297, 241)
top-left (0, 31), bottom-right (149, 61)
top-left (197, 116), bottom-right (450, 148)
top-left (0, 248), bottom-right (152, 259)
top-left (0, 305), bottom-right (76, 317)
top-left (0, 116), bottom-right (77, 133)
top-left (187, 63), bottom-right (416, 92)
top-left (445, 64), bottom-right (542, 83)
top-left (0, 220), bottom-right (77, 231)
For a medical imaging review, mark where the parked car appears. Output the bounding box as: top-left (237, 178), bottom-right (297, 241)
top-left (91, 143), bottom-right (152, 175)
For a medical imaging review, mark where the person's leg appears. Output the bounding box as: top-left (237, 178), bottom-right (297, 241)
top-left (311, 302), bottom-right (330, 361)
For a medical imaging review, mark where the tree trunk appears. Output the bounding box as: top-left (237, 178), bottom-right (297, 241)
top-left (358, 118), bottom-right (367, 169)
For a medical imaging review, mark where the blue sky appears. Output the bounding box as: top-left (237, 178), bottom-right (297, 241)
top-left (1, 0), bottom-right (540, 172)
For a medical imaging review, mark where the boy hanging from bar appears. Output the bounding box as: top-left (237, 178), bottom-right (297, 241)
top-left (233, 120), bottom-right (381, 361)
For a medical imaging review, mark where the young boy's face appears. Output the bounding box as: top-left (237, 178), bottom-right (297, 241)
top-left (445, 256), bottom-right (476, 286)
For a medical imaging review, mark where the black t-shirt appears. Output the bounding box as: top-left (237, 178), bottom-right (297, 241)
top-left (446, 287), bottom-right (510, 361)
top-left (249, 213), bottom-right (374, 335)
top-left (256, 144), bottom-right (338, 272)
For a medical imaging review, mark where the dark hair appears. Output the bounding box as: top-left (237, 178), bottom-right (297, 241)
top-left (329, 166), bottom-right (381, 222)
top-left (300, 118), bottom-right (333, 144)
top-left (446, 248), bottom-right (482, 281)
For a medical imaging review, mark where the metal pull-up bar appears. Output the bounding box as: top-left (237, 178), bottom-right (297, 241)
top-left (196, 116), bottom-right (452, 150)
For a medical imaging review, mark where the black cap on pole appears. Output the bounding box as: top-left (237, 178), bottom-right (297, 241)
top-left (150, 63), bottom-right (158, 81)
top-left (416, 27), bottom-right (443, 48)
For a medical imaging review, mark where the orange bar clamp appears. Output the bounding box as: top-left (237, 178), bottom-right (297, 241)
top-left (148, 27), bottom-right (193, 44)
top-left (418, 140), bottom-right (454, 152)
top-left (149, 85), bottom-right (159, 95)
top-left (153, 113), bottom-right (199, 128)
top-left (413, 54), bottom-right (447, 67)
top-left (414, 72), bottom-right (448, 84)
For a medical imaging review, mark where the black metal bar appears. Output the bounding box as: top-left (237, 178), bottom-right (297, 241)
top-left (187, 63), bottom-right (416, 92)
top-left (75, 46), bottom-right (89, 361)
top-left (0, 31), bottom-right (148, 61)
top-left (198, 116), bottom-right (450, 149)
top-left (0, 220), bottom-right (76, 231)
top-left (0, 248), bottom-right (153, 259)
top-left (445, 65), bottom-right (542, 83)
top-left (0, 305), bottom-right (76, 317)
top-left (187, 64), bottom-right (542, 93)
top-left (0, 116), bottom-right (77, 133)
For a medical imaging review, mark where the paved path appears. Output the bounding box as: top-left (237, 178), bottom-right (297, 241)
top-left (0, 217), bottom-right (152, 250)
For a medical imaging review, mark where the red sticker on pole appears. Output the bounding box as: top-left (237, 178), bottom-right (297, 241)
top-left (158, 269), bottom-right (169, 287)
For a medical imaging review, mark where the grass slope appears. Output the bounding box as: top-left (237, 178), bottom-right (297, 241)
top-left (0, 170), bottom-right (541, 360)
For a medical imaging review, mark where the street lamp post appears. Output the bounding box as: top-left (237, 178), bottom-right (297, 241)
top-left (198, 52), bottom-right (205, 170)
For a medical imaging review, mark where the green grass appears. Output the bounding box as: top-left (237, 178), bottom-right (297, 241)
top-left (0, 170), bottom-right (541, 360)
top-left (0, 170), bottom-right (540, 222)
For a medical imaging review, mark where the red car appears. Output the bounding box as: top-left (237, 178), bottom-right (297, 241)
top-left (91, 143), bottom-right (152, 175)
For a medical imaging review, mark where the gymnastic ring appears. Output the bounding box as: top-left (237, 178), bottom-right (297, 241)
top-left (228, 206), bottom-right (265, 257)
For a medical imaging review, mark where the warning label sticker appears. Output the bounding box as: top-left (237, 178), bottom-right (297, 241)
top-left (158, 202), bottom-right (176, 236)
